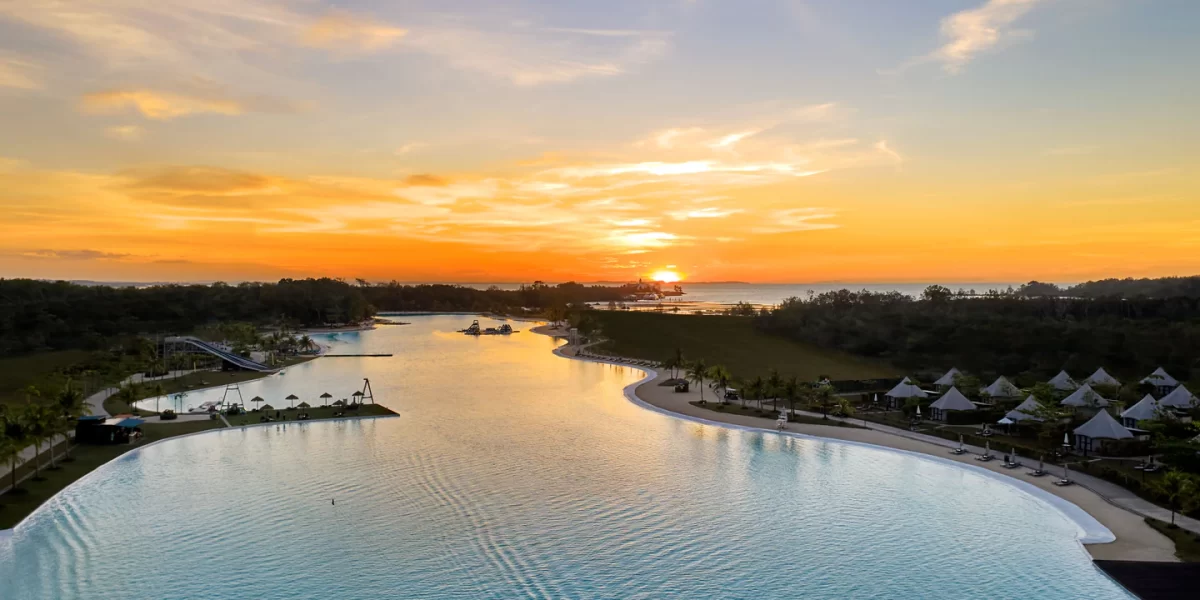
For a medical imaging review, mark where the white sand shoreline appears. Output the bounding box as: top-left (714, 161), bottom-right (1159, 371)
top-left (532, 324), bottom-right (1177, 562)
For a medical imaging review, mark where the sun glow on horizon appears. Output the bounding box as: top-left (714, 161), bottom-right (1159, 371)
top-left (650, 269), bottom-right (682, 283)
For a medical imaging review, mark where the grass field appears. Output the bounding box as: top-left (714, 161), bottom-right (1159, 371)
top-left (0, 350), bottom-right (138, 409)
top-left (1145, 517), bottom-right (1200, 562)
top-left (0, 420), bottom-right (223, 529)
top-left (223, 403), bottom-right (395, 427)
top-left (592, 311), bottom-right (899, 381)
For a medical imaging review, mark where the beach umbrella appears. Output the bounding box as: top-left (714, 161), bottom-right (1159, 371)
top-left (320, 392), bottom-right (333, 406)
top-left (351, 391), bottom-right (364, 405)
top-left (297, 401), bottom-right (311, 409)
top-left (261, 403), bottom-right (274, 411)
top-left (285, 394), bottom-right (299, 409)
top-left (1011, 446), bottom-right (1019, 465)
top-left (985, 441), bottom-right (991, 458)
top-left (958, 434), bottom-right (964, 450)
top-left (915, 406), bottom-right (922, 418)
top-left (872, 393), bottom-right (878, 405)
top-left (251, 396), bottom-right (264, 411)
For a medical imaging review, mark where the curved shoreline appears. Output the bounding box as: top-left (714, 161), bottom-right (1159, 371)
top-left (0, 415), bottom-right (399, 540)
top-left (536, 325), bottom-right (1175, 562)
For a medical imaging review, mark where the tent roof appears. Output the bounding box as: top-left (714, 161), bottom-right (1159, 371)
top-left (1061, 383), bottom-right (1110, 407)
top-left (1006, 396), bottom-right (1043, 422)
top-left (1073, 410), bottom-right (1133, 440)
top-left (886, 380), bottom-right (927, 399)
top-left (1121, 395), bottom-right (1162, 422)
top-left (1048, 370), bottom-right (1078, 391)
top-left (1141, 367), bottom-right (1179, 388)
top-left (934, 368), bottom-right (962, 386)
top-left (1159, 386), bottom-right (1197, 409)
top-left (983, 376), bottom-right (1021, 398)
top-left (930, 387), bottom-right (976, 411)
top-left (103, 417), bottom-right (144, 428)
top-left (1086, 368), bottom-right (1120, 387)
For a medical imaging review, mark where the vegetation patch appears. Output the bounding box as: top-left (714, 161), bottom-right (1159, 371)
top-left (1145, 517), bottom-right (1200, 562)
top-left (689, 401), bottom-right (866, 429)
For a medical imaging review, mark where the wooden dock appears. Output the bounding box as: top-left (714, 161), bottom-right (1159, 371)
top-left (323, 354), bottom-right (393, 357)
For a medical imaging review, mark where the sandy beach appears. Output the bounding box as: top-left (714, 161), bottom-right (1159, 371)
top-left (530, 323), bottom-right (1177, 562)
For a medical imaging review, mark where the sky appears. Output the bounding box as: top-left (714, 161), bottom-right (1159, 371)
top-left (1, 0), bottom-right (1198, 284)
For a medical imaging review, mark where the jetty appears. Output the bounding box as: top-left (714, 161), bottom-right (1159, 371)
top-left (323, 353), bottom-right (393, 357)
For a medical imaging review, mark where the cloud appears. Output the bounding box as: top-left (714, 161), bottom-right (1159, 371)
top-left (402, 25), bottom-right (670, 86)
top-left (106, 125), bottom-right (144, 141)
top-left (18, 249), bottom-right (130, 260)
top-left (81, 90), bottom-right (243, 120)
top-left (892, 0), bottom-right (1044, 75)
top-left (874, 140), bottom-right (903, 162)
top-left (0, 57), bottom-right (41, 89)
top-left (666, 206), bottom-right (744, 220)
top-left (395, 142), bottom-right (426, 155)
top-left (124, 166), bottom-right (275, 194)
top-left (1043, 145), bottom-right (1098, 156)
top-left (752, 208), bottom-right (838, 234)
top-left (302, 11), bottom-right (407, 52)
top-left (403, 174), bottom-right (449, 187)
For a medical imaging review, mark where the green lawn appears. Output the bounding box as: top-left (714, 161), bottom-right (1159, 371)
top-left (689, 401), bottom-right (866, 429)
top-left (0, 420), bottom-right (223, 529)
top-left (1145, 517), bottom-right (1200, 562)
top-left (0, 350), bottom-right (138, 409)
top-left (222, 403), bottom-right (395, 427)
top-left (591, 311), bottom-right (899, 381)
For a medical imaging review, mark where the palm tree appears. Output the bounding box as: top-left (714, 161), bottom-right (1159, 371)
top-left (53, 379), bottom-right (87, 463)
top-left (707, 365), bottom-right (732, 404)
top-left (746, 376), bottom-right (765, 410)
top-left (0, 405), bottom-right (29, 492)
top-left (814, 383), bottom-right (836, 419)
top-left (152, 382), bottom-right (166, 414)
top-left (299, 335), bottom-right (315, 353)
top-left (783, 376), bottom-right (800, 416)
top-left (1155, 470), bottom-right (1198, 526)
top-left (670, 348), bottom-right (685, 379)
top-left (22, 400), bottom-right (49, 479)
top-left (687, 359), bottom-right (709, 404)
top-left (766, 369), bottom-right (783, 412)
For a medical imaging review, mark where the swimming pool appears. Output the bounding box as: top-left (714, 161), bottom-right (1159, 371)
top-left (0, 316), bottom-right (1131, 598)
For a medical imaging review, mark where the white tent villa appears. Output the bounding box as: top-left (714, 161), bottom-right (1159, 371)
top-left (1072, 410), bottom-right (1133, 455)
top-left (982, 376), bottom-right (1021, 400)
top-left (1159, 385), bottom-right (1198, 409)
top-left (885, 378), bottom-right (928, 409)
top-left (1005, 396), bottom-right (1043, 423)
top-left (928, 387), bottom-right (976, 421)
top-left (1061, 383), bottom-right (1110, 408)
top-left (1048, 370), bottom-right (1079, 392)
top-left (933, 368), bottom-right (962, 389)
top-left (1085, 367), bottom-right (1120, 388)
top-left (1141, 367), bottom-right (1179, 396)
top-left (1121, 395), bottom-right (1163, 429)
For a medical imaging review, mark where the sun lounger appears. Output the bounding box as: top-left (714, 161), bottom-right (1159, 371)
top-left (1028, 469), bottom-right (1047, 477)
top-left (1002, 460), bottom-right (1020, 469)
top-left (949, 448), bottom-right (967, 455)
top-left (975, 454), bottom-right (993, 462)
top-left (1053, 478), bottom-right (1073, 486)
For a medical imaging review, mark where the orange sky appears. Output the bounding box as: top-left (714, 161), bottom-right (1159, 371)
top-left (2, 1), bottom-right (1198, 283)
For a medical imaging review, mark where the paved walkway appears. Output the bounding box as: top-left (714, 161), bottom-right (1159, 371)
top-left (783, 407), bottom-right (1200, 536)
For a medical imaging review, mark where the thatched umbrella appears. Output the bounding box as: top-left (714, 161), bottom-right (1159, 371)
top-left (320, 392), bottom-right (333, 407)
top-left (261, 403), bottom-right (275, 411)
top-left (351, 391), bottom-right (364, 405)
top-left (285, 394), bottom-right (299, 409)
top-left (251, 396), bottom-right (264, 411)
top-left (297, 401), bottom-right (311, 409)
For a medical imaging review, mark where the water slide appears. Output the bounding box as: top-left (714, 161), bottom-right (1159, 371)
top-left (165, 336), bottom-right (275, 372)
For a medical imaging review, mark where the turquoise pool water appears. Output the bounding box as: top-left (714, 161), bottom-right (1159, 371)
top-left (0, 316), bottom-right (1131, 598)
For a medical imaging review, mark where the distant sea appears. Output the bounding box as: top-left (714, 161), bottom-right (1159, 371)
top-left (461, 282), bottom-right (1027, 307)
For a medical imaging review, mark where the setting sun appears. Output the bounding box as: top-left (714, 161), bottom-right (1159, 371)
top-left (650, 269), bottom-right (682, 283)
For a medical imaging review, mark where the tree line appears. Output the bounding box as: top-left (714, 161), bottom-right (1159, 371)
top-left (756, 285), bottom-right (1200, 382)
top-left (0, 278), bottom-right (631, 355)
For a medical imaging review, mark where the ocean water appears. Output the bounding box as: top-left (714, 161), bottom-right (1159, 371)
top-left (0, 316), bottom-right (1129, 599)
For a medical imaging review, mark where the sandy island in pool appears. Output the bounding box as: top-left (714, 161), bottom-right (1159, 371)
top-left (530, 323), bottom-right (1176, 563)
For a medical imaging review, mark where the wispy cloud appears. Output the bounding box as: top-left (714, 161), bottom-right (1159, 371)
top-left (17, 249), bottom-right (131, 260)
top-left (105, 125), bottom-right (144, 141)
top-left (874, 140), bottom-right (903, 162)
top-left (302, 11), bottom-right (407, 52)
top-left (0, 57), bottom-right (41, 89)
top-left (752, 208), bottom-right (839, 234)
top-left (891, 0), bottom-right (1045, 75)
top-left (81, 90), bottom-right (243, 120)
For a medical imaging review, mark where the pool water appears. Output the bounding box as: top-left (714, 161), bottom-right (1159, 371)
top-left (0, 316), bottom-right (1131, 598)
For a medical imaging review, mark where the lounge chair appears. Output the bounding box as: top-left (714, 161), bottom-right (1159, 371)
top-left (1053, 478), bottom-right (1073, 487)
top-left (949, 447), bottom-right (967, 455)
top-left (1002, 459), bottom-right (1020, 469)
top-left (1028, 469), bottom-right (1047, 477)
top-left (1143, 464), bottom-right (1160, 473)
top-left (975, 454), bottom-right (994, 462)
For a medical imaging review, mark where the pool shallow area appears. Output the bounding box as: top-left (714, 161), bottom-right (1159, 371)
top-left (0, 316), bottom-right (1132, 599)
